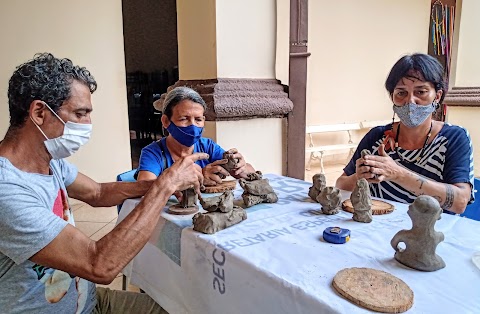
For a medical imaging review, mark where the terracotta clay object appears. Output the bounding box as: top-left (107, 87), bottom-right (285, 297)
top-left (351, 178), bottom-right (373, 223)
top-left (199, 191), bottom-right (234, 213)
top-left (391, 195), bottom-right (446, 271)
top-left (167, 188), bottom-right (199, 215)
top-left (342, 199), bottom-right (394, 215)
top-left (317, 186), bottom-right (341, 215)
top-left (308, 173), bottom-right (326, 202)
top-left (332, 267), bottom-right (414, 313)
top-left (192, 206), bottom-right (247, 234)
top-left (202, 180), bottom-right (237, 193)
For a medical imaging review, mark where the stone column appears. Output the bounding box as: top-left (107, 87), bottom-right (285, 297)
top-left (155, 0), bottom-right (293, 175)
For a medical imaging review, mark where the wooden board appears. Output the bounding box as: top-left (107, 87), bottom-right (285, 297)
top-left (202, 180), bottom-right (237, 193)
top-left (332, 267), bottom-right (414, 313)
top-left (342, 199), bottom-right (394, 215)
top-left (167, 204), bottom-right (199, 215)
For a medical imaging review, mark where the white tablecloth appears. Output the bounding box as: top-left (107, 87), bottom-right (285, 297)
top-left (117, 174), bottom-right (480, 314)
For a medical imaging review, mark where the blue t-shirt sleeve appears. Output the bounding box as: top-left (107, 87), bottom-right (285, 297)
top-left (344, 126), bottom-right (386, 176)
top-left (136, 142), bottom-right (164, 178)
top-left (443, 126), bottom-right (475, 202)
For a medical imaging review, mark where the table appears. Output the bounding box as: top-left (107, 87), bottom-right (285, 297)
top-left (117, 174), bottom-right (480, 314)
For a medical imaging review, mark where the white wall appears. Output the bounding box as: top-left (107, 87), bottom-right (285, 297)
top-left (0, 0), bottom-right (131, 183)
top-left (216, 0), bottom-right (277, 79)
top-left (205, 119), bottom-right (285, 175)
top-left (454, 0), bottom-right (480, 87)
top-left (445, 0), bottom-right (480, 177)
top-left (307, 0), bottom-right (431, 127)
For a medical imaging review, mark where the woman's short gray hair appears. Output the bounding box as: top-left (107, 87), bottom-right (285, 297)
top-left (162, 86), bottom-right (206, 118)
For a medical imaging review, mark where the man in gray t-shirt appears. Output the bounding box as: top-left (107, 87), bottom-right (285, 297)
top-left (0, 53), bottom-right (207, 313)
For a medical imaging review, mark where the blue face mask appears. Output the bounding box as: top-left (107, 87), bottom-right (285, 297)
top-left (166, 121), bottom-right (203, 147)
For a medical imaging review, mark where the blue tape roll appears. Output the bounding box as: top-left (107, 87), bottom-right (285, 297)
top-left (323, 226), bottom-right (351, 244)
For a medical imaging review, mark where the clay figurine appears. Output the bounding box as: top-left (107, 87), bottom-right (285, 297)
top-left (239, 177), bottom-right (278, 207)
top-left (199, 191), bottom-right (234, 213)
top-left (317, 187), bottom-right (342, 215)
top-left (390, 195), bottom-right (446, 271)
top-left (246, 171), bottom-right (263, 181)
top-left (193, 206), bottom-right (247, 234)
top-left (351, 178), bottom-right (373, 223)
top-left (167, 188), bottom-right (199, 215)
top-left (193, 190), bottom-right (247, 234)
top-left (308, 173), bottom-right (326, 202)
top-left (217, 151), bottom-right (240, 179)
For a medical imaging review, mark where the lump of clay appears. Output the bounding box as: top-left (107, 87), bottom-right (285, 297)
top-left (217, 151), bottom-right (240, 179)
top-left (239, 178), bottom-right (274, 195)
top-left (239, 177), bottom-right (278, 208)
top-left (199, 191), bottom-right (234, 213)
top-left (317, 187), bottom-right (341, 215)
top-left (246, 171), bottom-right (263, 181)
top-left (194, 190), bottom-right (247, 234)
top-left (193, 206), bottom-right (247, 234)
top-left (391, 195), bottom-right (445, 271)
top-left (351, 178), bottom-right (372, 223)
top-left (308, 173), bottom-right (326, 202)
top-left (242, 191), bottom-right (278, 207)
top-left (361, 149), bottom-right (371, 159)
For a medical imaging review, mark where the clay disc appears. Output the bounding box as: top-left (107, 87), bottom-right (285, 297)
top-left (202, 180), bottom-right (237, 193)
top-left (342, 199), bottom-right (394, 215)
top-left (167, 204), bottom-right (199, 215)
top-left (332, 267), bottom-right (414, 313)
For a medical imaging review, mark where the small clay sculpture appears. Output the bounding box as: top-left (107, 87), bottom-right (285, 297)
top-left (168, 188), bottom-right (199, 215)
top-left (351, 178), bottom-right (373, 223)
top-left (239, 175), bottom-right (278, 208)
top-left (194, 190), bottom-right (247, 234)
top-left (391, 195), bottom-right (446, 271)
top-left (239, 178), bottom-right (274, 195)
top-left (317, 187), bottom-right (342, 215)
top-left (193, 206), bottom-right (247, 234)
top-left (242, 191), bottom-right (278, 207)
top-left (246, 171), bottom-right (263, 181)
top-left (199, 191), bottom-right (234, 213)
top-left (308, 173), bottom-right (326, 202)
top-left (217, 151), bottom-right (240, 179)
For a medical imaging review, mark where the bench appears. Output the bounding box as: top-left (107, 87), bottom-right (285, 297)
top-left (306, 120), bottom-right (392, 173)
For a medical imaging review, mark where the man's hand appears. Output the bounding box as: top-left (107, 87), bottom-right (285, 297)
top-left (158, 153), bottom-right (208, 195)
top-left (203, 159), bottom-right (230, 186)
top-left (225, 148), bottom-right (249, 179)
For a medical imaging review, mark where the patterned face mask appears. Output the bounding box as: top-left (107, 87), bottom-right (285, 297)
top-left (393, 102), bottom-right (436, 128)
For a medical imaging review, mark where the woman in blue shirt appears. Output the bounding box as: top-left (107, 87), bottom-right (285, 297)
top-left (136, 87), bottom-right (255, 187)
top-left (336, 53), bottom-right (474, 214)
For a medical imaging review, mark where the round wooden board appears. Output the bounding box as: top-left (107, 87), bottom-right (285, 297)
top-left (342, 199), bottom-right (394, 215)
top-left (333, 267), bottom-right (414, 313)
top-left (202, 180), bottom-right (237, 193)
top-left (167, 204), bottom-right (199, 215)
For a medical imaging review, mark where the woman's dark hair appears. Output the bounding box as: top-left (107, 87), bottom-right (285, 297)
top-left (8, 52), bottom-right (97, 128)
top-left (162, 86), bottom-right (206, 119)
top-left (385, 53), bottom-right (446, 104)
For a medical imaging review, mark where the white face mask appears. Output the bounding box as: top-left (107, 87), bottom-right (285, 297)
top-left (30, 103), bottom-right (92, 159)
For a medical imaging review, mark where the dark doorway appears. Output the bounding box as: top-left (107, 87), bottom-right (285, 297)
top-left (122, 0), bottom-right (179, 169)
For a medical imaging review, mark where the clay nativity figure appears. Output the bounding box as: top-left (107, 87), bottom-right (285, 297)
top-left (390, 195), bottom-right (446, 271)
top-left (239, 171), bottom-right (278, 207)
top-left (308, 173), bottom-right (326, 202)
top-left (317, 186), bottom-right (342, 215)
top-left (351, 178), bottom-right (373, 223)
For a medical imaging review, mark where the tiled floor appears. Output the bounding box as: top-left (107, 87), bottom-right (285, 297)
top-left (71, 161), bottom-right (344, 292)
